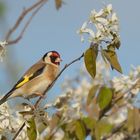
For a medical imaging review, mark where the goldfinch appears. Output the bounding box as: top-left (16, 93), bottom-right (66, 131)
top-left (0, 51), bottom-right (62, 105)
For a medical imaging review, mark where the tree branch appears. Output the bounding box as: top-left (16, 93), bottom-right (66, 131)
top-left (34, 53), bottom-right (84, 108)
top-left (12, 122), bottom-right (26, 140)
top-left (12, 53), bottom-right (84, 139)
top-left (5, 0), bottom-right (48, 45)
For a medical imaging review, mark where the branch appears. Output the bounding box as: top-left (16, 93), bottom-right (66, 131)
top-left (12, 122), bottom-right (26, 140)
top-left (11, 53), bottom-right (84, 139)
top-left (7, 2), bottom-right (45, 45)
top-left (5, 0), bottom-right (48, 45)
top-left (34, 53), bottom-right (84, 108)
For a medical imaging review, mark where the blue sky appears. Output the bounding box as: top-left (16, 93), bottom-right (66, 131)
top-left (0, 0), bottom-right (140, 102)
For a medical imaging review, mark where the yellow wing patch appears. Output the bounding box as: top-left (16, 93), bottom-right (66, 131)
top-left (16, 74), bottom-right (33, 88)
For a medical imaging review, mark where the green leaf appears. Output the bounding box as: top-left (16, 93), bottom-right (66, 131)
top-left (107, 44), bottom-right (115, 51)
top-left (97, 87), bottom-right (113, 110)
top-left (67, 122), bottom-right (76, 133)
top-left (126, 108), bottom-right (134, 133)
top-left (62, 133), bottom-right (72, 140)
top-left (113, 37), bottom-right (121, 50)
top-left (62, 122), bottom-right (76, 139)
top-left (86, 85), bottom-right (99, 105)
top-left (55, 0), bottom-right (62, 10)
top-left (27, 117), bottom-right (37, 140)
top-left (90, 43), bottom-right (99, 58)
top-left (103, 49), bottom-right (122, 73)
top-left (84, 47), bottom-right (96, 78)
top-left (37, 121), bottom-right (47, 134)
top-left (82, 117), bottom-right (96, 130)
top-left (133, 109), bottom-right (140, 132)
top-left (95, 119), bottom-right (113, 140)
top-left (75, 120), bottom-right (86, 140)
top-left (126, 108), bottom-right (140, 133)
top-left (101, 50), bottom-right (108, 64)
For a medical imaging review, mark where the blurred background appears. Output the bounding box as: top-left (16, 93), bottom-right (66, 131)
top-left (0, 0), bottom-right (140, 104)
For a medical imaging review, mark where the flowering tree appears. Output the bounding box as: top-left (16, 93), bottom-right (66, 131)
top-left (0, 1), bottom-right (140, 140)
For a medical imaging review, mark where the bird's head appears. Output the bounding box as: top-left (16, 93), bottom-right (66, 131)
top-left (43, 51), bottom-right (62, 66)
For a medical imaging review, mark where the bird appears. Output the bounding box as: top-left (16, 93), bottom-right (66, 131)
top-left (0, 51), bottom-right (62, 105)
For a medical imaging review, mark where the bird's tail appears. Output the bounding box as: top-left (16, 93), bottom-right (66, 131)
top-left (0, 91), bottom-right (13, 105)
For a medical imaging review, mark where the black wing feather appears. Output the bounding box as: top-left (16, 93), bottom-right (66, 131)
top-left (12, 66), bottom-right (45, 91)
top-left (0, 65), bottom-right (45, 105)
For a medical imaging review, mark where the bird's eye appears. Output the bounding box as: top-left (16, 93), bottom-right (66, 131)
top-left (50, 55), bottom-right (60, 65)
top-left (50, 55), bottom-right (57, 62)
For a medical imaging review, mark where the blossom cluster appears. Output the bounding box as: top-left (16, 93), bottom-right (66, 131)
top-left (112, 66), bottom-right (140, 95)
top-left (45, 61), bottom-right (111, 124)
top-left (0, 102), bottom-right (28, 140)
top-left (0, 62), bottom-right (140, 139)
top-left (78, 4), bottom-right (119, 44)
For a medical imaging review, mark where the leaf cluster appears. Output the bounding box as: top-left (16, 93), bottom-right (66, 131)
top-left (84, 32), bottom-right (122, 79)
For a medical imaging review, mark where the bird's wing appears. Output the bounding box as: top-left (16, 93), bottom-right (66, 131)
top-left (0, 60), bottom-right (46, 105)
top-left (12, 60), bottom-right (46, 91)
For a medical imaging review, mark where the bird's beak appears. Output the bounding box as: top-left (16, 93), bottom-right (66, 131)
top-left (55, 57), bottom-right (62, 63)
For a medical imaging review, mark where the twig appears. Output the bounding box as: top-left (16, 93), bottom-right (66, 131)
top-left (8, 2), bottom-right (46, 45)
top-left (11, 53), bottom-right (84, 139)
top-left (12, 122), bottom-right (26, 140)
top-left (34, 53), bottom-right (84, 108)
top-left (5, 0), bottom-right (48, 45)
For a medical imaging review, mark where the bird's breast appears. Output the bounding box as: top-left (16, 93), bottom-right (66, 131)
top-left (44, 64), bottom-right (59, 81)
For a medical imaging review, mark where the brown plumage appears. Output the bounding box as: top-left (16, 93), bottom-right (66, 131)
top-left (0, 51), bottom-right (61, 105)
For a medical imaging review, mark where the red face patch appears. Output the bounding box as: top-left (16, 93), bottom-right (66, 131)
top-left (52, 52), bottom-right (60, 58)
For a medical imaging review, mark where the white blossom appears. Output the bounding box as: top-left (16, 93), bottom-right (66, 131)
top-left (78, 21), bottom-right (95, 42)
top-left (0, 41), bottom-right (8, 47)
top-left (107, 132), bottom-right (126, 140)
top-left (53, 129), bottom-right (64, 140)
top-left (112, 66), bottom-right (140, 96)
top-left (0, 102), bottom-right (28, 139)
top-left (112, 13), bottom-right (118, 23)
top-left (77, 4), bottom-right (119, 44)
top-left (104, 4), bottom-right (113, 14)
top-left (109, 107), bottom-right (127, 125)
